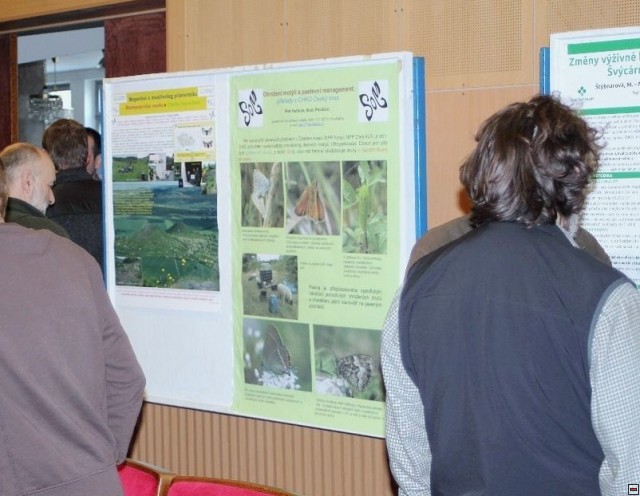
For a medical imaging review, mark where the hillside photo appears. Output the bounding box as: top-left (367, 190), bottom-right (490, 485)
top-left (114, 182), bottom-right (219, 290)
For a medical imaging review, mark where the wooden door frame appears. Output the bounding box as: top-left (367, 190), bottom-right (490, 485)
top-left (0, 0), bottom-right (165, 150)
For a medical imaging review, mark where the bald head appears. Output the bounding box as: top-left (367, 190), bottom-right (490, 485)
top-left (0, 143), bottom-right (57, 214)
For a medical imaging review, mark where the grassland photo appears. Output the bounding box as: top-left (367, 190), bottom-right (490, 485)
top-left (114, 179), bottom-right (219, 291)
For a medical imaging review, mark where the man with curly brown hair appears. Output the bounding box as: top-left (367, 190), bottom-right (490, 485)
top-left (383, 95), bottom-right (640, 495)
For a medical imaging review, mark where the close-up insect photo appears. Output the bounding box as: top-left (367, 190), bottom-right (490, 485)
top-left (285, 161), bottom-right (340, 236)
top-left (242, 318), bottom-right (312, 392)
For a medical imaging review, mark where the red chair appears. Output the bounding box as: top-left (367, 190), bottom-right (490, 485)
top-left (118, 458), bottom-right (174, 496)
top-left (161, 476), bottom-right (298, 496)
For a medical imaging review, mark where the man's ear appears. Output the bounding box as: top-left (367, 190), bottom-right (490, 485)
top-left (21, 167), bottom-right (35, 197)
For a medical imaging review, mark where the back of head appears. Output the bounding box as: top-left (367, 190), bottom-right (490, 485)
top-left (459, 94), bottom-right (601, 229)
top-left (0, 142), bottom-right (43, 183)
top-left (42, 119), bottom-right (88, 171)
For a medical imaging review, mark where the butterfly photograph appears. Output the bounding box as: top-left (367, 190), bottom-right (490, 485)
top-left (342, 160), bottom-right (388, 255)
top-left (242, 318), bottom-right (312, 391)
top-left (313, 324), bottom-right (384, 401)
top-left (285, 161), bottom-right (340, 236)
top-left (240, 162), bottom-right (284, 228)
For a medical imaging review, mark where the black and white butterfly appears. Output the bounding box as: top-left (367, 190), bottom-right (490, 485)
top-left (261, 325), bottom-right (292, 375)
top-left (202, 126), bottom-right (213, 136)
top-left (336, 353), bottom-right (375, 392)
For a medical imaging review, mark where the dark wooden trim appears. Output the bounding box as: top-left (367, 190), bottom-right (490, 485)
top-left (105, 10), bottom-right (166, 78)
top-left (0, 0), bottom-right (165, 35)
top-left (0, 34), bottom-right (18, 148)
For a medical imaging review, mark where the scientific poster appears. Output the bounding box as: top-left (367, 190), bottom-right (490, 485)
top-left (230, 55), bottom-right (415, 436)
top-left (551, 28), bottom-right (640, 285)
top-left (105, 79), bottom-right (221, 311)
top-left (102, 54), bottom-right (418, 429)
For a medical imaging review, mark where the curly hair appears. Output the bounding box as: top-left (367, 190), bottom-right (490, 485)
top-left (459, 94), bottom-right (602, 228)
top-left (42, 118), bottom-right (88, 171)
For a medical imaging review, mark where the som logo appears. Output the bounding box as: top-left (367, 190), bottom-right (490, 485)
top-left (358, 80), bottom-right (389, 123)
top-left (238, 89), bottom-right (264, 127)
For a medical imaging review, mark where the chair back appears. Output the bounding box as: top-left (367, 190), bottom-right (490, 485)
top-left (118, 458), bottom-right (174, 496)
top-left (162, 476), bottom-right (298, 496)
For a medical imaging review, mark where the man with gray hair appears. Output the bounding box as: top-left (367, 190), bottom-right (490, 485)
top-left (0, 142), bottom-right (68, 238)
top-left (0, 158), bottom-right (146, 495)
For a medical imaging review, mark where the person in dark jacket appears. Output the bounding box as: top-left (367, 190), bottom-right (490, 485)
top-left (0, 142), bottom-right (69, 238)
top-left (383, 95), bottom-right (640, 495)
top-left (43, 118), bottom-right (104, 272)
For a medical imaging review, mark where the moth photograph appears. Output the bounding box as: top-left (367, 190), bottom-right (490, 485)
top-left (285, 161), bottom-right (340, 236)
top-left (242, 318), bottom-right (312, 391)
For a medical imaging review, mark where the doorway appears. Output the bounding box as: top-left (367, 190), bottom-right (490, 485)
top-left (18, 26), bottom-right (105, 146)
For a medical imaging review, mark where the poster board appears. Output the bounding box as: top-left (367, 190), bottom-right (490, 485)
top-left (103, 53), bottom-right (422, 436)
top-left (550, 27), bottom-right (640, 285)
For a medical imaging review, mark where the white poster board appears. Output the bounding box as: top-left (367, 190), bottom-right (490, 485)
top-left (551, 27), bottom-right (640, 285)
top-left (103, 53), bottom-right (419, 436)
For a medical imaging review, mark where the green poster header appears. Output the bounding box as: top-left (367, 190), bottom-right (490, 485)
top-left (595, 171), bottom-right (640, 179)
top-left (580, 106), bottom-right (640, 116)
top-left (568, 37), bottom-right (640, 54)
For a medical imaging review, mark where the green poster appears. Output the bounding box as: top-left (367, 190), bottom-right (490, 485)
top-left (230, 58), bottom-right (409, 436)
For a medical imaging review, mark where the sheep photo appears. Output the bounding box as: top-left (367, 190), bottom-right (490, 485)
top-left (242, 253), bottom-right (298, 320)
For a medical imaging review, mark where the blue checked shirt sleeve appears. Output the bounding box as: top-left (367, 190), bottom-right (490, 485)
top-left (381, 287), bottom-right (432, 496)
top-left (590, 282), bottom-right (640, 495)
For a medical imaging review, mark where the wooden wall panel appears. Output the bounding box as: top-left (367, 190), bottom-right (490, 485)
top-left (0, 0), bottom-right (128, 22)
top-left (403, 0), bottom-right (535, 89)
top-left (130, 403), bottom-right (395, 496)
top-left (285, 0), bottom-right (399, 61)
top-left (166, 0), bottom-right (285, 71)
top-left (425, 86), bottom-right (537, 228)
top-left (535, 0), bottom-right (640, 50)
top-left (0, 0), bottom-right (164, 33)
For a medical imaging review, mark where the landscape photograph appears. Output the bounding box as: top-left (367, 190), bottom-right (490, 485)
top-left (113, 178), bottom-right (219, 291)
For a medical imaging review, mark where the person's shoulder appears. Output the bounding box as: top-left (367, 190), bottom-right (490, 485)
top-left (407, 214), bottom-right (473, 269)
top-left (575, 226), bottom-right (611, 266)
top-left (0, 222), bottom-right (72, 252)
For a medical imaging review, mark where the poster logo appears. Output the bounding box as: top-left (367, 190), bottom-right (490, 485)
top-left (238, 89), bottom-right (264, 127)
top-left (358, 80), bottom-right (389, 123)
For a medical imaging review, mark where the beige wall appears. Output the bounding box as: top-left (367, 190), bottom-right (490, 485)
top-left (5, 1), bottom-right (640, 495)
top-left (166, 0), bottom-right (640, 229)
top-left (166, 0), bottom-right (539, 229)
top-left (0, 0), bottom-right (132, 22)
